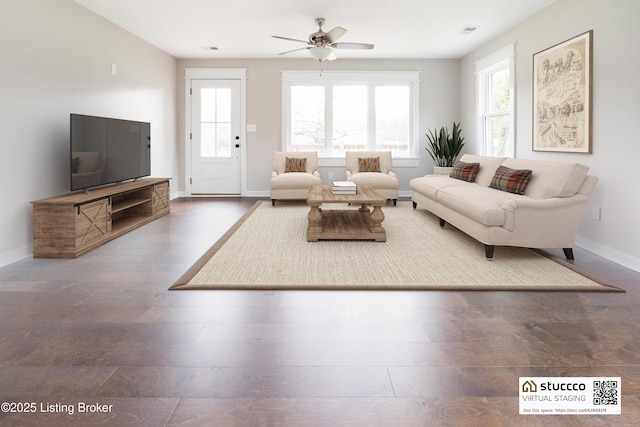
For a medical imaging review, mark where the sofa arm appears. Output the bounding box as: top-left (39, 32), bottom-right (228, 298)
top-left (313, 171), bottom-right (320, 178)
top-left (346, 170), bottom-right (353, 178)
top-left (500, 194), bottom-right (591, 246)
top-left (271, 171), bottom-right (278, 178)
top-left (388, 170), bottom-right (397, 178)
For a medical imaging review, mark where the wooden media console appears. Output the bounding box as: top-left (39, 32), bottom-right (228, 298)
top-left (31, 178), bottom-right (170, 258)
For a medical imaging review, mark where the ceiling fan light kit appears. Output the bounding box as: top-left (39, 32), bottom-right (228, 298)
top-left (309, 46), bottom-right (333, 62)
top-left (273, 17), bottom-right (374, 62)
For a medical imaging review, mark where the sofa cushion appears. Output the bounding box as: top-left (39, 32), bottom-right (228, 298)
top-left (450, 161), bottom-right (480, 182)
top-left (285, 157), bottom-right (307, 173)
top-left (270, 171), bottom-right (321, 189)
top-left (409, 175), bottom-right (475, 202)
top-left (348, 172), bottom-right (398, 189)
top-left (490, 166), bottom-right (533, 195)
top-left (458, 154), bottom-right (506, 187)
top-left (358, 157), bottom-right (381, 172)
top-left (437, 186), bottom-right (525, 226)
top-left (501, 158), bottom-right (589, 199)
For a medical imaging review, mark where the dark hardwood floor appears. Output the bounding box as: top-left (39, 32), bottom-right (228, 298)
top-left (1, 197), bottom-right (639, 426)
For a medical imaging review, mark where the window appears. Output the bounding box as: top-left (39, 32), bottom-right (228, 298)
top-left (476, 44), bottom-right (515, 157)
top-left (282, 71), bottom-right (419, 158)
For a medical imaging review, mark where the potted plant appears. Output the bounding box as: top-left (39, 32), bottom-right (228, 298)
top-left (425, 122), bottom-right (465, 175)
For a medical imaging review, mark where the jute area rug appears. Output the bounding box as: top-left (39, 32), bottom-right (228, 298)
top-left (170, 201), bottom-right (623, 292)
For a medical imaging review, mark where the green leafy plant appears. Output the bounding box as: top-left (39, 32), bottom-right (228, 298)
top-left (425, 122), bottom-right (465, 167)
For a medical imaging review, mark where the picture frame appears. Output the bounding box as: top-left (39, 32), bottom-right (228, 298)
top-left (533, 30), bottom-right (592, 153)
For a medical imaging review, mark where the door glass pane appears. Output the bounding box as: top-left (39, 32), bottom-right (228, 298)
top-left (201, 88), bottom-right (216, 122)
top-left (200, 87), bottom-right (232, 157)
top-left (375, 86), bottom-right (410, 156)
top-left (216, 88), bottom-right (231, 121)
top-left (333, 86), bottom-right (367, 154)
top-left (217, 123), bottom-right (231, 157)
top-left (291, 86), bottom-right (325, 153)
top-left (201, 123), bottom-right (216, 157)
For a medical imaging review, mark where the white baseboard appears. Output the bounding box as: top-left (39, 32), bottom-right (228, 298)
top-left (0, 245), bottom-right (32, 269)
top-left (245, 191), bottom-right (270, 198)
top-left (576, 235), bottom-right (640, 273)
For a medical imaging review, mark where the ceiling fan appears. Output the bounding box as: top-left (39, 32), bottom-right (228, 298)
top-left (273, 18), bottom-right (374, 62)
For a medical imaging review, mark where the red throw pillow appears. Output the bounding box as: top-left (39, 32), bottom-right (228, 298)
top-left (490, 166), bottom-right (533, 194)
top-left (450, 161), bottom-right (480, 182)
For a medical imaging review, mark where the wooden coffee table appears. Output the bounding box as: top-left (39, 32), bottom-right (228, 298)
top-left (306, 185), bottom-right (386, 242)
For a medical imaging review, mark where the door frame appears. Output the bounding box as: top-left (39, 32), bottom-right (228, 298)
top-left (184, 68), bottom-right (247, 196)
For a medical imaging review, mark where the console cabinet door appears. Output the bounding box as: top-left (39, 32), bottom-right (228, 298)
top-left (152, 182), bottom-right (170, 215)
top-left (75, 198), bottom-right (110, 249)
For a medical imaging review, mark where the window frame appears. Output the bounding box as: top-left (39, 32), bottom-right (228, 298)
top-left (282, 70), bottom-right (420, 166)
top-left (475, 44), bottom-right (516, 158)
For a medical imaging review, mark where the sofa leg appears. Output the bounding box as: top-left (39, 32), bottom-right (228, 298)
top-left (271, 199), bottom-right (276, 207)
top-left (392, 199), bottom-right (397, 206)
top-left (485, 245), bottom-right (495, 260)
top-left (412, 201), bottom-right (417, 209)
top-left (563, 248), bottom-right (574, 260)
top-left (438, 218), bottom-right (445, 228)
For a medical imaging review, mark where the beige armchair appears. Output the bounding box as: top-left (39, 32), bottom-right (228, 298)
top-left (345, 151), bottom-right (399, 205)
top-left (270, 151), bottom-right (322, 206)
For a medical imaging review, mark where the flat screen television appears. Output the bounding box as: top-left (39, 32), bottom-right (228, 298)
top-left (70, 114), bottom-right (150, 191)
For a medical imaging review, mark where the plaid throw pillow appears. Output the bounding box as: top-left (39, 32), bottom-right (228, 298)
top-left (449, 161), bottom-right (480, 182)
top-left (358, 157), bottom-right (381, 172)
top-left (490, 166), bottom-right (533, 194)
top-left (285, 157), bottom-right (307, 173)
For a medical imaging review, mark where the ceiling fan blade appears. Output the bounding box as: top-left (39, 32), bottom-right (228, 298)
top-left (331, 42), bottom-right (374, 50)
top-left (323, 26), bottom-right (347, 44)
top-left (272, 35), bottom-right (310, 45)
top-left (278, 47), bottom-right (311, 56)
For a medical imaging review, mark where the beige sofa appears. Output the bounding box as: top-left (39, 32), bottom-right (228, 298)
top-left (270, 151), bottom-right (322, 206)
top-left (410, 154), bottom-right (598, 259)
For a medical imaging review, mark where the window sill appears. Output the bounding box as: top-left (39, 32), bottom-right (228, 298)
top-left (318, 157), bottom-right (420, 168)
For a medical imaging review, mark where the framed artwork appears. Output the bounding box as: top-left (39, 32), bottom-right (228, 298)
top-left (533, 30), bottom-right (592, 153)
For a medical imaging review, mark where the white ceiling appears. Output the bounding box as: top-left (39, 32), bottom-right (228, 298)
top-left (74, 0), bottom-right (556, 60)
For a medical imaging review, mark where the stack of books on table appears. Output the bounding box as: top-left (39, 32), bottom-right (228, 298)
top-left (331, 181), bottom-right (357, 195)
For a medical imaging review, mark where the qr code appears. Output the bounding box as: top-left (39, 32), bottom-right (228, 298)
top-left (593, 380), bottom-right (618, 405)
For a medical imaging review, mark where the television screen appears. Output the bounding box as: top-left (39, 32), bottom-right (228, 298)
top-left (70, 114), bottom-right (150, 191)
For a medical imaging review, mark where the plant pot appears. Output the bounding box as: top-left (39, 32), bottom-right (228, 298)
top-left (433, 166), bottom-right (453, 176)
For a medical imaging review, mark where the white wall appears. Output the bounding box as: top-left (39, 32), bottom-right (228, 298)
top-left (460, 0), bottom-right (640, 271)
top-left (176, 58), bottom-right (460, 195)
top-left (0, 0), bottom-right (178, 266)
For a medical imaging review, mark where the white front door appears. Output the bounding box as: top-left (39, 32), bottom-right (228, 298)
top-left (190, 79), bottom-right (241, 194)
